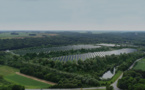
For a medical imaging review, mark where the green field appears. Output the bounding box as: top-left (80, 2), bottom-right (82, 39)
top-left (133, 59), bottom-right (145, 71)
top-left (0, 65), bottom-right (51, 89)
top-left (0, 65), bottom-right (19, 76)
top-left (0, 32), bottom-right (57, 39)
top-left (0, 32), bottom-right (30, 39)
top-left (5, 74), bottom-right (50, 89)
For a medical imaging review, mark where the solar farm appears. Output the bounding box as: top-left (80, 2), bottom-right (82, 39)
top-left (11, 44), bottom-right (137, 62)
top-left (50, 48), bottom-right (137, 61)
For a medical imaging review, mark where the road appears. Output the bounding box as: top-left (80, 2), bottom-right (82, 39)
top-left (111, 58), bottom-right (143, 90)
top-left (111, 73), bottom-right (123, 90)
top-left (128, 58), bottom-right (143, 70)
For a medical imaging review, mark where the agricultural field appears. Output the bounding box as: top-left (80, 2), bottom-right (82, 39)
top-left (133, 59), bottom-right (145, 71)
top-left (0, 65), bottom-right (51, 89)
top-left (5, 74), bottom-right (51, 89)
top-left (0, 65), bottom-right (19, 76)
top-left (0, 31), bottom-right (58, 39)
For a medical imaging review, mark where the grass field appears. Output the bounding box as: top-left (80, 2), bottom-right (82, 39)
top-left (0, 65), bottom-right (19, 76)
top-left (133, 59), bottom-right (145, 71)
top-left (0, 65), bottom-right (51, 89)
top-left (5, 74), bottom-right (50, 89)
top-left (0, 32), bottom-right (33, 39)
top-left (108, 71), bottom-right (122, 83)
top-left (0, 32), bottom-right (57, 39)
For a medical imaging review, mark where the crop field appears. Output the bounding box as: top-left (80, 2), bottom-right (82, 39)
top-left (51, 48), bottom-right (137, 61)
top-left (133, 59), bottom-right (145, 71)
top-left (0, 65), bottom-right (19, 76)
top-left (0, 32), bottom-right (57, 39)
top-left (12, 45), bottom-right (101, 55)
top-left (0, 65), bottom-right (51, 89)
top-left (5, 74), bottom-right (50, 89)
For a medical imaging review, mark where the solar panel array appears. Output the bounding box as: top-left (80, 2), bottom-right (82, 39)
top-left (50, 48), bottom-right (137, 61)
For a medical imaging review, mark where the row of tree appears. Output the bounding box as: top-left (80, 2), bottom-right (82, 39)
top-left (25, 52), bottom-right (144, 77)
top-left (0, 51), bottom-right (144, 88)
top-left (1, 32), bottom-right (145, 51)
top-left (118, 70), bottom-right (145, 90)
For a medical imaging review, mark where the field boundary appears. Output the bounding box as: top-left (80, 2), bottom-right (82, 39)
top-left (16, 72), bottom-right (56, 85)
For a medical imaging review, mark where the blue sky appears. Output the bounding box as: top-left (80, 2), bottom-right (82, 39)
top-left (0, 0), bottom-right (145, 31)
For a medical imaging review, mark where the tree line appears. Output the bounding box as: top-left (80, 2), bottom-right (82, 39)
top-left (0, 32), bottom-right (145, 51)
top-left (118, 70), bottom-right (145, 90)
top-left (0, 51), bottom-right (144, 88)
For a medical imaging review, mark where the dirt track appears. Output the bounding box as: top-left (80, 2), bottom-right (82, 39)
top-left (16, 72), bottom-right (57, 85)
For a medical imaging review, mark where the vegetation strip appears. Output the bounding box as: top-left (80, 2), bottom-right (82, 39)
top-left (15, 72), bottom-right (56, 85)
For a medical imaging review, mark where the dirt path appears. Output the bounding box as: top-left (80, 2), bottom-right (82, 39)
top-left (16, 72), bottom-right (57, 85)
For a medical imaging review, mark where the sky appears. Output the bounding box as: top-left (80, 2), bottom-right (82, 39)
top-left (0, 0), bottom-right (145, 31)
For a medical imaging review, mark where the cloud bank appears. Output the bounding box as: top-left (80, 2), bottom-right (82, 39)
top-left (0, 0), bottom-right (145, 30)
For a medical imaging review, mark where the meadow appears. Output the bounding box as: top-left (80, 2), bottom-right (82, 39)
top-left (0, 32), bottom-right (57, 39)
top-left (133, 59), bottom-right (145, 71)
top-left (5, 74), bottom-right (50, 89)
top-left (0, 65), bottom-right (51, 89)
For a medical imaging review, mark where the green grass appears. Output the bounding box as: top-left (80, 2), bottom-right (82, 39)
top-left (133, 59), bottom-right (145, 71)
top-left (109, 71), bottom-right (122, 83)
top-left (0, 65), bottom-right (19, 76)
top-left (0, 32), bottom-right (29, 39)
top-left (100, 71), bottom-right (123, 85)
top-left (0, 32), bottom-right (54, 39)
top-left (0, 65), bottom-right (51, 89)
top-left (5, 74), bottom-right (50, 89)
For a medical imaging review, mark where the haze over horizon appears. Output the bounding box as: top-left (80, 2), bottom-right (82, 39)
top-left (0, 0), bottom-right (145, 31)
